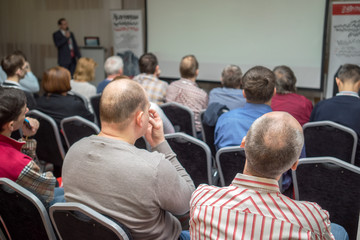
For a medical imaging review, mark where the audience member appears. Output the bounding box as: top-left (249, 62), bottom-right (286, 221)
top-left (70, 57), bottom-right (97, 100)
top-left (1, 52), bottom-right (37, 109)
top-left (53, 18), bottom-right (81, 76)
top-left (0, 87), bottom-right (64, 205)
top-left (166, 55), bottom-right (208, 134)
top-left (36, 66), bottom-right (94, 127)
top-left (0, 50), bottom-right (39, 93)
top-left (208, 64), bottom-right (246, 110)
top-left (62, 79), bottom-right (195, 240)
top-left (97, 56), bottom-right (123, 93)
top-left (113, 75), bottom-right (175, 134)
top-left (133, 53), bottom-right (168, 105)
top-left (190, 111), bottom-right (348, 240)
top-left (271, 65), bottom-right (313, 126)
top-left (214, 66), bottom-right (275, 150)
top-left (310, 64), bottom-right (360, 164)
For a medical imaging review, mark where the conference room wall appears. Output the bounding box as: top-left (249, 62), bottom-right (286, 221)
top-left (0, 0), bottom-right (145, 80)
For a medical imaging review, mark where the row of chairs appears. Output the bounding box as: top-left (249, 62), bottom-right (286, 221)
top-left (0, 178), bottom-right (132, 240)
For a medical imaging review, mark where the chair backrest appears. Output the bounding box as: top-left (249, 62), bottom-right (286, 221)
top-left (90, 94), bottom-right (102, 127)
top-left (134, 136), bottom-right (150, 151)
top-left (27, 109), bottom-right (65, 177)
top-left (61, 115), bottom-right (100, 148)
top-left (68, 91), bottom-right (91, 112)
top-left (165, 132), bottom-right (213, 186)
top-left (303, 121), bottom-right (358, 164)
top-left (200, 110), bottom-right (216, 157)
top-left (292, 157), bottom-right (360, 240)
top-left (0, 178), bottom-right (57, 240)
top-left (160, 102), bottom-right (197, 137)
top-left (50, 202), bottom-right (132, 240)
top-left (216, 146), bottom-right (246, 187)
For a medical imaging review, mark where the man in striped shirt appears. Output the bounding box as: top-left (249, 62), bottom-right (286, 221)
top-left (190, 111), bottom-right (347, 239)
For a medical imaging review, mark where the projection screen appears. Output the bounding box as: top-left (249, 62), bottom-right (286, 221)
top-left (146, 0), bottom-right (328, 90)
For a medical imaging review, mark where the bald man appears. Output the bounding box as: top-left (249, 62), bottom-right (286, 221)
top-left (190, 112), bottom-right (347, 239)
top-left (62, 79), bottom-right (194, 240)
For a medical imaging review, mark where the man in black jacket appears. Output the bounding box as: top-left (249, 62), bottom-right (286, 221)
top-left (53, 18), bottom-right (81, 76)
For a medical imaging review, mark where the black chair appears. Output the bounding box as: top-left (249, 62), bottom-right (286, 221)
top-left (216, 146), bottom-right (246, 187)
top-left (50, 202), bottom-right (132, 240)
top-left (303, 121), bottom-right (358, 164)
top-left (27, 110), bottom-right (65, 178)
top-left (200, 110), bottom-right (216, 157)
top-left (0, 178), bottom-right (57, 240)
top-left (90, 94), bottom-right (101, 127)
top-left (160, 102), bottom-right (197, 137)
top-left (165, 133), bottom-right (214, 186)
top-left (134, 136), bottom-right (150, 150)
top-left (61, 115), bottom-right (100, 148)
top-left (292, 157), bottom-right (360, 240)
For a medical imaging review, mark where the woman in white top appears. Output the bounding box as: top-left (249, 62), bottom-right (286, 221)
top-left (70, 57), bottom-right (97, 100)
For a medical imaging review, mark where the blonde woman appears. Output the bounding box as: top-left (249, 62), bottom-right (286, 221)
top-left (70, 57), bottom-right (97, 100)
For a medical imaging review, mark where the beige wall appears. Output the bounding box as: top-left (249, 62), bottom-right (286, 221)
top-left (0, 0), bottom-right (145, 78)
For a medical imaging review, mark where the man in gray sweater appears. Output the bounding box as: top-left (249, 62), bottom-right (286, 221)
top-left (62, 79), bottom-right (195, 240)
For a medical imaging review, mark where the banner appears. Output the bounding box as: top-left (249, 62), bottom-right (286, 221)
top-left (326, 2), bottom-right (360, 98)
top-left (111, 10), bottom-right (143, 59)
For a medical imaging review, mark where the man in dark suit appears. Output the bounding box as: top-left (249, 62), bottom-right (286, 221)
top-left (53, 18), bottom-right (81, 76)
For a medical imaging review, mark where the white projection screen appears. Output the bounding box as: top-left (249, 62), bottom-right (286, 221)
top-left (146, 0), bottom-right (328, 90)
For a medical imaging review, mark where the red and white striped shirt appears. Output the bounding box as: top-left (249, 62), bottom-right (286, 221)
top-left (190, 173), bottom-right (334, 240)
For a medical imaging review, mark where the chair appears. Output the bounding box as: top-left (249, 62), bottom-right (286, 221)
top-left (303, 121), bottom-right (358, 164)
top-left (61, 116), bottom-right (100, 148)
top-left (216, 146), bottom-right (246, 187)
top-left (90, 94), bottom-right (101, 127)
top-left (292, 157), bottom-right (360, 240)
top-left (134, 136), bottom-right (150, 150)
top-left (165, 133), bottom-right (213, 186)
top-left (50, 202), bottom-right (132, 240)
top-left (160, 102), bottom-right (197, 137)
top-left (27, 110), bottom-right (65, 177)
top-left (0, 178), bottom-right (57, 240)
top-left (200, 110), bottom-right (216, 157)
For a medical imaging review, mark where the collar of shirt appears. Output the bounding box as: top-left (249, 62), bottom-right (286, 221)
top-left (231, 173), bottom-right (280, 192)
top-left (336, 91), bottom-right (359, 98)
top-left (3, 80), bottom-right (21, 88)
top-left (60, 29), bottom-right (66, 36)
top-left (179, 78), bottom-right (197, 87)
top-left (0, 134), bottom-right (25, 151)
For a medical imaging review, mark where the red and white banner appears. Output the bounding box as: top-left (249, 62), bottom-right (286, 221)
top-left (110, 10), bottom-right (144, 58)
top-left (326, 2), bottom-right (360, 98)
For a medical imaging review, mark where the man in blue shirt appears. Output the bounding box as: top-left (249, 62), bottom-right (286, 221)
top-left (214, 66), bottom-right (275, 150)
top-left (208, 65), bottom-right (246, 110)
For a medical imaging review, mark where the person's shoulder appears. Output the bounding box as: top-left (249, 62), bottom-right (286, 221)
top-left (53, 30), bottom-right (61, 36)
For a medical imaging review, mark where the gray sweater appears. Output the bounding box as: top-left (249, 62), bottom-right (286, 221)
top-left (62, 135), bottom-right (195, 240)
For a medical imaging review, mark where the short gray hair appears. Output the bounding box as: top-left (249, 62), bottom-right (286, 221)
top-left (221, 65), bottom-right (242, 88)
top-left (104, 56), bottom-right (124, 75)
top-left (245, 113), bottom-right (304, 179)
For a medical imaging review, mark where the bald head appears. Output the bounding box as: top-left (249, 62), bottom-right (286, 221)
top-left (100, 79), bottom-right (148, 129)
top-left (244, 112), bottom-right (304, 179)
top-left (180, 55), bottom-right (199, 79)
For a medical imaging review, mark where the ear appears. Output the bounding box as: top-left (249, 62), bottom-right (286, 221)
top-left (240, 136), bottom-right (246, 148)
top-left (242, 89), bottom-right (246, 99)
top-left (335, 77), bottom-right (342, 88)
top-left (154, 65), bottom-right (160, 75)
top-left (290, 159), bottom-right (299, 171)
top-left (135, 111), bottom-right (144, 128)
top-left (5, 121), bottom-right (15, 132)
top-left (273, 87), bottom-right (276, 96)
top-left (195, 69), bottom-right (199, 76)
